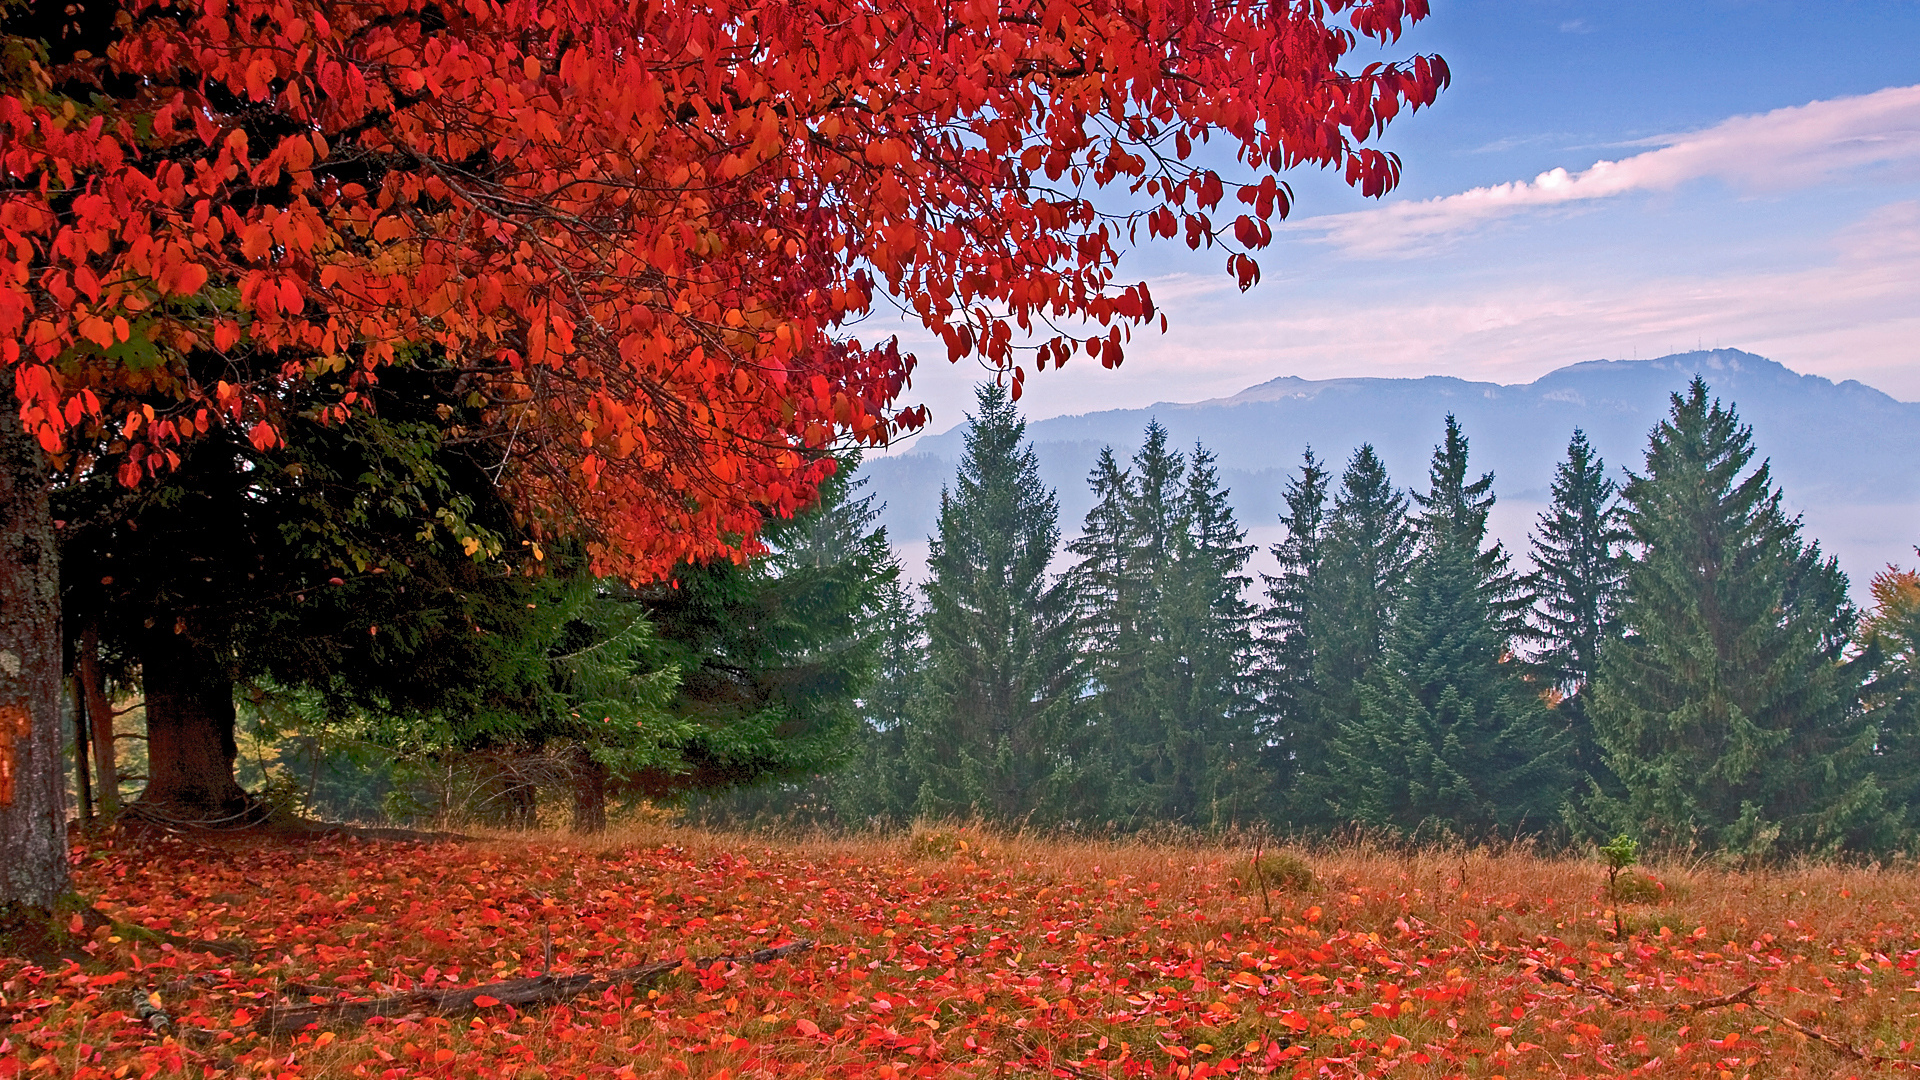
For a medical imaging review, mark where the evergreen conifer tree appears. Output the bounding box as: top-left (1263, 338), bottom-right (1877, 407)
top-left (825, 577), bottom-right (924, 826)
top-left (1527, 429), bottom-right (1629, 789)
top-left (1067, 427), bottom-right (1260, 826)
top-left (1860, 560), bottom-right (1920, 835)
top-left (1146, 445), bottom-right (1261, 824)
top-left (1288, 444), bottom-right (1413, 825)
top-left (1330, 416), bottom-right (1568, 837)
top-left (1588, 379), bottom-right (1889, 856)
top-left (622, 457), bottom-right (900, 797)
top-left (1259, 449), bottom-right (1330, 797)
top-left (1064, 445), bottom-right (1149, 816)
top-left (1112, 425), bottom-right (1186, 819)
top-left (911, 384), bottom-right (1083, 822)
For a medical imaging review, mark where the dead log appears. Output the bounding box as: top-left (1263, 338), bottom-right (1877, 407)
top-left (256, 938), bottom-right (815, 1036)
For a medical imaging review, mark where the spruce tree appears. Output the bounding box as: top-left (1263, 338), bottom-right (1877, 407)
top-left (1527, 429), bottom-right (1629, 789)
top-left (1064, 445), bottom-right (1148, 816)
top-left (1147, 445), bottom-right (1261, 824)
top-left (1588, 379), bottom-right (1889, 856)
top-left (1861, 561), bottom-right (1920, 834)
top-left (1065, 423), bottom-right (1185, 823)
top-left (1259, 449), bottom-right (1330, 796)
top-left (826, 577), bottom-right (924, 826)
top-left (911, 384), bottom-right (1082, 822)
top-left (1068, 428), bottom-right (1262, 826)
top-left (1330, 416), bottom-right (1568, 837)
top-left (1288, 445), bottom-right (1413, 825)
top-left (1114, 425), bottom-right (1185, 818)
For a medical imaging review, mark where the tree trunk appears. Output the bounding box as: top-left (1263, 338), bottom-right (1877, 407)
top-left (505, 777), bottom-right (537, 829)
top-left (0, 402), bottom-right (70, 909)
top-left (136, 618), bottom-right (250, 819)
top-left (571, 748), bottom-right (608, 834)
top-left (78, 625), bottom-right (119, 819)
top-left (71, 675), bottom-right (91, 821)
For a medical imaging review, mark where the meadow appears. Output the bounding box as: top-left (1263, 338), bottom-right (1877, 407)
top-left (7, 824), bottom-right (1920, 1079)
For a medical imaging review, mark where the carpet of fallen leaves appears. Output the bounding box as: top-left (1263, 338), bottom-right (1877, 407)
top-left (8, 825), bottom-right (1920, 1079)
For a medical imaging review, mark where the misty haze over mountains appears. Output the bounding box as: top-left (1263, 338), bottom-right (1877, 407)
top-left (865, 350), bottom-right (1920, 601)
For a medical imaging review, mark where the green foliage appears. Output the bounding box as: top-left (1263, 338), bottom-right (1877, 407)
top-left (1287, 444), bottom-right (1414, 826)
top-left (1245, 851), bottom-right (1315, 893)
top-left (78, 353), bottom-right (1908, 856)
top-left (1598, 832), bottom-right (1641, 899)
top-left (1258, 449), bottom-right (1331, 800)
top-left (1599, 832), bottom-right (1638, 873)
top-left (1528, 429), bottom-right (1630, 793)
top-left (1328, 416), bottom-right (1570, 838)
top-left (57, 360), bottom-right (535, 715)
top-left (624, 457), bottom-right (900, 798)
top-left (908, 825), bottom-right (989, 858)
top-left (1065, 424), bottom-right (1262, 827)
top-left (910, 383), bottom-right (1084, 823)
top-left (1860, 559), bottom-right (1920, 833)
top-left (1587, 379), bottom-right (1892, 858)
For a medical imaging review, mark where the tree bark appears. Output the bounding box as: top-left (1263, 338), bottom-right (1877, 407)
top-left (570, 747), bottom-right (608, 834)
top-left (0, 402), bottom-right (70, 909)
top-left (78, 625), bottom-right (119, 819)
top-left (71, 675), bottom-right (91, 821)
top-left (504, 776), bottom-right (536, 829)
top-left (135, 618), bottom-right (251, 819)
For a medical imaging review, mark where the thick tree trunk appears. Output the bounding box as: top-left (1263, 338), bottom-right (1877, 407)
top-left (0, 403), bottom-right (70, 909)
top-left (570, 748), bottom-right (608, 834)
top-left (78, 625), bottom-right (119, 818)
top-left (135, 618), bottom-right (250, 820)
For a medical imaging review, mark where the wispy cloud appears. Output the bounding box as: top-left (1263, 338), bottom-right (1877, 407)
top-left (1297, 84), bottom-right (1920, 257)
top-left (1136, 200), bottom-right (1920, 401)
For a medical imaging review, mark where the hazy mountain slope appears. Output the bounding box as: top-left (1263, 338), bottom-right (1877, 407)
top-left (868, 350), bottom-right (1919, 594)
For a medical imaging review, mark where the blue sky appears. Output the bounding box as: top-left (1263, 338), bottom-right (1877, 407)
top-left (884, 0), bottom-right (1920, 434)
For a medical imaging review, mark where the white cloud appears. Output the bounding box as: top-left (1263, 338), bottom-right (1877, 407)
top-left (1140, 200), bottom-right (1920, 400)
top-left (1297, 84), bottom-right (1920, 257)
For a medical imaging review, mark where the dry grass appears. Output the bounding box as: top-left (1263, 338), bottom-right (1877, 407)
top-left (8, 820), bottom-right (1920, 1078)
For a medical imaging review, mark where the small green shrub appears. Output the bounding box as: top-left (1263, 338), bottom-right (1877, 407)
top-left (1611, 873), bottom-right (1667, 905)
top-left (1599, 833), bottom-right (1641, 899)
top-left (1245, 852), bottom-right (1315, 893)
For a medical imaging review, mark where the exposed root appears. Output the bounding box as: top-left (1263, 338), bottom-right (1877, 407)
top-left (116, 802), bottom-right (470, 843)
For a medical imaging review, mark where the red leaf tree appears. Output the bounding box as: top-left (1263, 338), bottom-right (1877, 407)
top-left (0, 0), bottom-right (1444, 892)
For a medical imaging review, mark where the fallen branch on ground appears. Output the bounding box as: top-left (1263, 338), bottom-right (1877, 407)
top-left (1539, 965), bottom-right (1920, 1068)
top-left (1537, 965), bottom-right (1757, 1012)
top-left (256, 939), bottom-right (815, 1036)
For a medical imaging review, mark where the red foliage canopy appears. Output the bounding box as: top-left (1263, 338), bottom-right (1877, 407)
top-left (2, 0), bottom-right (1445, 578)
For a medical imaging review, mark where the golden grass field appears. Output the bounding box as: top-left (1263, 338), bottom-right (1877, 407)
top-left (6, 822), bottom-right (1920, 1078)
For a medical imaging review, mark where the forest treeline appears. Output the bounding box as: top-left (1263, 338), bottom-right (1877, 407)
top-left (699, 378), bottom-right (1920, 859)
top-left (67, 376), bottom-right (1920, 860)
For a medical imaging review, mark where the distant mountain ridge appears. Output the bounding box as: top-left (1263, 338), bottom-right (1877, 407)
top-left (865, 350), bottom-right (1919, 596)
